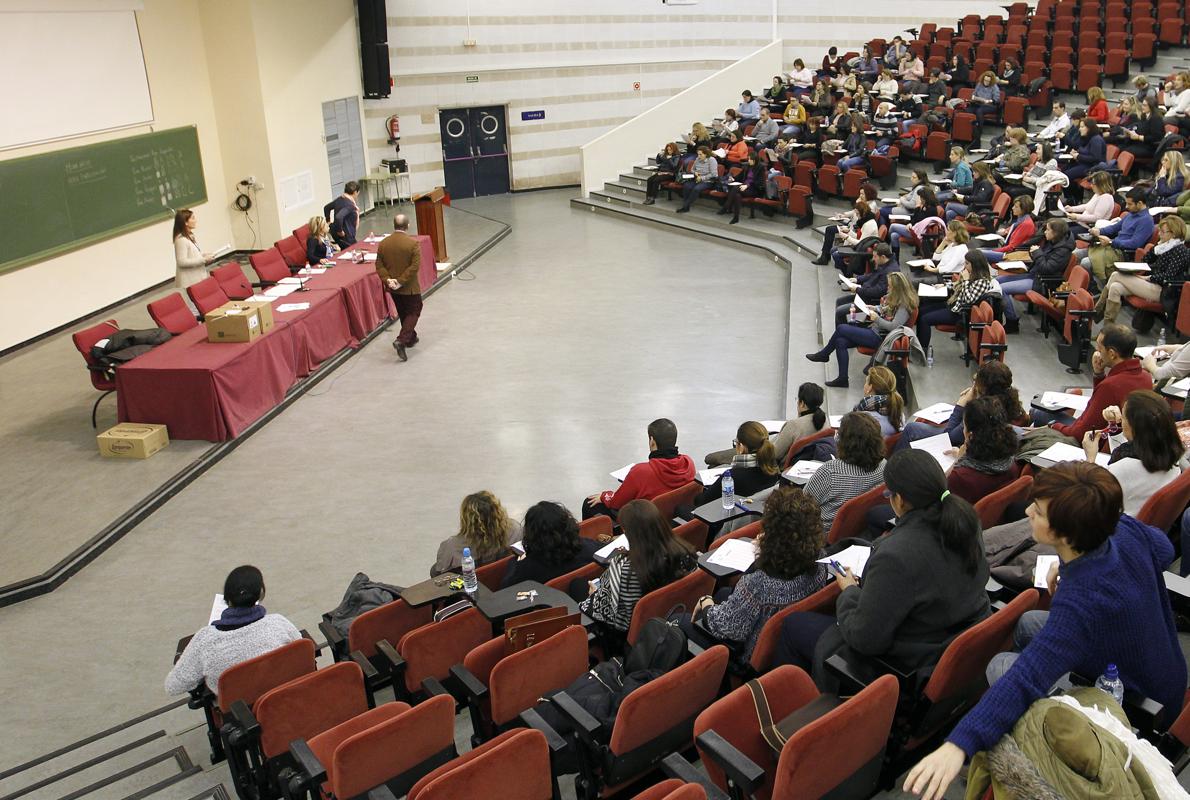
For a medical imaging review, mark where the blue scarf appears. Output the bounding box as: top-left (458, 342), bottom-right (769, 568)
top-left (212, 604), bottom-right (266, 631)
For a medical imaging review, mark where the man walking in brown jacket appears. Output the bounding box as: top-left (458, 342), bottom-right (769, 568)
top-left (375, 214), bottom-right (422, 361)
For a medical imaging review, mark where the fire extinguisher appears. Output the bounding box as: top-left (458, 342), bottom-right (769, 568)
top-left (386, 115), bottom-right (400, 144)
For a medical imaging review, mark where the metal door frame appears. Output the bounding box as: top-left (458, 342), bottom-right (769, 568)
top-left (437, 103), bottom-right (512, 195)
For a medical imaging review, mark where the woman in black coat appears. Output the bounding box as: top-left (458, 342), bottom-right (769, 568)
top-left (698, 421), bottom-right (783, 505)
top-left (501, 502), bottom-right (599, 589)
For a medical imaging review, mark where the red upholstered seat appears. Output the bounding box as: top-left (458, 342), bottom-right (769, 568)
top-left (306, 702), bottom-right (410, 794)
top-left (476, 554), bottom-right (515, 591)
top-left (252, 661), bottom-right (370, 759)
top-left (627, 569), bottom-right (715, 647)
top-left (211, 262), bottom-right (253, 300)
top-left (978, 320), bottom-right (1008, 364)
top-left (275, 236), bottom-right (306, 269)
top-left (397, 608), bottom-right (494, 697)
top-left (72, 318), bottom-right (121, 427)
top-left (249, 248), bottom-right (291, 284)
top-left (217, 638), bottom-right (317, 713)
top-left (186, 276), bottom-right (229, 317)
top-left (408, 729), bottom-right (553, 800)
top-left (545, 561), bottom-right (602, 593)
top-left (673, 518), bottom-right (710, 550)
top-left (580, 515), bottom-right (613, 540)
top-left (1137, 469), bottom-right (1190, 533)
top-left (781, 427), bottom-right (834, 470)
top-left (292, 225), bottom-right (311, 246)
top-left (652, 481), bottom-right (701, 523)
top-left (696, 666), bottom-right (899, 800)
top-left (748, 584), bottom-right (840, 674)
top-left (827, 483), bottom-right (887, 544)
top-left (974, 473), bottom-right (1031, 529)
top-left (148, 293), bottom-right (198, 335)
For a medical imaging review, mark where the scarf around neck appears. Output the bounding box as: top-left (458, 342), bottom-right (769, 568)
top-left (213, 604), bottom-right (267, 631)
top-left (955, 454), bottom-right (1014, 475)
top-left (649, 447), bottom-right (680, 460)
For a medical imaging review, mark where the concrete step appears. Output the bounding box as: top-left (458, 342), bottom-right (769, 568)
top-left (602, 180), bottom-right (648, 199)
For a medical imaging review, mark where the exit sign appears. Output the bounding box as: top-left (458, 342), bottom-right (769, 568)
top-left (465, 75), bottom-right (479, 83)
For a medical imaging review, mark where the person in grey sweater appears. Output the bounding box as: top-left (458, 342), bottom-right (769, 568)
top-left (807, 272), bottom-right (918, 388)
top-left (677, 147), bottom-right (719, 212)
top-left (686, 486), bottom-right (832, 661)
top-left (775, 449), bottom-right (991, 688)
top-left (704, 382), bottom-right (829, 467)
top-left (751, 108), bottom-right (780, 147)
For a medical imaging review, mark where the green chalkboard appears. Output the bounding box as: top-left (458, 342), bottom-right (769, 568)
top-left (0, 126), bottom-right (207, 274)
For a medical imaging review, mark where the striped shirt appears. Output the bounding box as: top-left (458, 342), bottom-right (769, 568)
top-left (805, 458), bottom-right (887, 532)
top-left (581, 551), bottom-right (644, 631)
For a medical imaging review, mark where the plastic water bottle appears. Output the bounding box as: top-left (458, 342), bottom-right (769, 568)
top-left (926, 345), bottom-right (935, 368)
top-left (461, 547), bottom-right (478, 594)
top-left (1158, 328), bottom-right (1167, 347)
top-left (1095, 663), bottom-right (1125, 704)
top-left (721, 470), bottom-right (736, 510)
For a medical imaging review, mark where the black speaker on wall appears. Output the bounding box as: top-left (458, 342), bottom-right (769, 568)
top-left (357, 0), bottom-right (390, 99)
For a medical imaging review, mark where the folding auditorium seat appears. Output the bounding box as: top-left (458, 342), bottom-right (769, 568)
top-left (919, 22), bottom-right (938, 42)
top-left (826, 484), bottom-right (887, 544)
top-left (786, 185), bottom-right (815, 229)
top-left (275, 235), bottom-right (306, 269)
top-left (1105, 31), bottom-right (1127, 51)
top-left (825, 590), bottom-right (1041, 780)
top-left (977, 320), bottom-right (1008, 364)
top-left (975, 42), bottom-right (999, 64)
top-left (186, 276), bottom-right (230, 317)
top-left (781, 427), bottom-right (834, 470)
top-left (694, 666), bottom-right (900, 800)
top-left (974, 474), bottom-right (1032, 530)
top-left (935, 27), bottom-right (955, 43)
top-left (738, 584), bottom-right (840, 677)
top-left (211, 261), bottom-right (253, 300)
top-left (951, 111), bottom-right (979, 145)
top-left (1137, 470), bottom-right (1190, 533)
top-left (147, 292), bottom-right (198, 335)
top-left (396, 607), bottom-right (495, 701)
top-left (1058, 288), bottom-right (1097, 373)
top-left (815, 163), bottom-right (841, 198)
top-left (476, 554), bottom-right (515, 591)
top-left (546, 646), bottom-right (730, 800)
top-left (793, 160), bottom-right (816, 195)
top-left (222, 659), bottom-right (369, 800)
top-left (318, 596), bottom-right (434, 703)
top-left (673, 518), bottom-right (711, 550)
top-left (965, 300), bottom-right (995, 366)
top-left (746, 175), bottom-right (791, 218)
top-left (841, 168), bottom-right (869, 200)
top-left (626, 569), bottom-right (716, 647)
top-left (1105, 49), bottom-right (1131, 85)
top-left (73, 318), bottom-right (120, 428)
top-left (652, 480), bottom-right (702, 523)
top-left (453, 623), bottom-right (589, 745)
top-left (1003, 95), bottom-right (1030, 126)
top-left (1133, 32), bottom-right (1159, 66)
top-left (248, 248), bottom-right (291, 285)
top-left (1160, 16), bottom-right (1185, 45)
top-left (960, 14), bottom-right (983, 38)
top-left (1050, 61), bottom-right (1076, 92)
top-left (286, 694), bottom-right (457, 800)
top-left (405, 729), bottom-right (556, 800)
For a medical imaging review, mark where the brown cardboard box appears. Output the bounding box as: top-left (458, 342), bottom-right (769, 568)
top-left (97, 423), bottom-right (169, 459)
top-left (233, 299), bottom-right (275, 334)
top-left (206, 302), bottom-right (262, 343)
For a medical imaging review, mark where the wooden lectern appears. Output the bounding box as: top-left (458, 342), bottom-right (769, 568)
top-left (412, 186), bottom-right (448, 262)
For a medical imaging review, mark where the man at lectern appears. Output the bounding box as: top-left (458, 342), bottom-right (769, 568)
top-left (375, 214), bottom-right (422, 362)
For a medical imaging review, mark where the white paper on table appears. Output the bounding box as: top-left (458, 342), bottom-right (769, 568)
top-left (707, 539), bottom-right (757, 572)
top-left (782, 460), bottom-right (824, 482)
top-left (362, 253), bottom-right (378, 261)
top-left (297, 267), bottom-right (328, 275)
top-left (881, 197), bottom-right (899, 204)
top-left (974, 233), bottom-right (1005, 242)
top-left (1093, 216), bottom-right (1121, 230)
top-left (697, 467), bottom-right (729, 485)
top-left (1134, 346), bottom-right (1169, 360)
top-left (264, 284), bottom-right (299, 297)
top-left (907, 259), bottom-right (935, 268)
top-left (681, 173), bottom-right (695, 179)
top-left (817, 544), bottom-right (873, 578)
top-left (1034, 554), bottom-right (1060, 589)
top-left (248, 294), bottom-right (273, 303)
top-left (918, 283), bottom-right (949, 298)
top-left (914, 402), bottom-right (956, 425)
top-left (1113, 262), bottom-right (1151, 273)
top-left (889, 214), bottom-right (911, 221)
top-left (911, 432), bottom-right (958, 472)
top-left (1035, 442), bottom-right (1109, 466)
top-left (336, 252), bottom-right (355, 260)
top-left (364, 235), bottom-right (387, 243)
top-left (610, 463), bottom-right (635, 482)
top-left (595, 534), bottom-right (629, 560)
top-left (276, 302), bottom-right (311, 312)
top-left (1169, 376), bottom-right (1190, 393)
top-left (209, 594), bottom-right (228, 624)
top-left (1002, 173), bottom-right (1024, 180)
top-left (1039, 391), bottom-right (1091, 414)
top-left (278, 277), bottom-right (303, 285)
top-left (760, 420), bottom-right (786, 434)
top-left (1118, 185), bottom-right (1134, 193)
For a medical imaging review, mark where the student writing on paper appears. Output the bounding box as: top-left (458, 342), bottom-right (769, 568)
top-left (1094, 214), bottom-right (1190, 323)
top-left (683, 487), bottom-right (831, 661)
top-left (696, 422), bottom-right (781, 508)
top-left (804, 412), bottom-right (887, 533)
top-left (500, 501), bottom-right (600, 589)
top-left (1030, 324), bottom-right (1153, 440)
top-left (897, 361), bottom-right (1028, 451)
top-left (775, 449), bottom-right (990, 690)
top-left (1079, 391), bottom-right (1186, 515)
top-left (832, 243), bottom-right (900, 326)
top-left (579, 500), bottom-right (696, 631)
top-left (676, 147), bottom-right (719, 213)
top-left (978, 195), bottom-right (1035, 263)
top-left (705, 383), bottom-right (829, 468)
top-left (1141, 340), bottom-right (1190, 383)
top-left (431, 491), bottom-right (523, 577)
top-left (916, 249), bottom-right (996, 351)
top-left (807, 273), bottom-right (917, 389)
top-left (583, 418), bottom-right (696, 519)
top-left (995, 217), bottom-right (1075, 331)
top-left (305, 216), bottom-right (338, 266)
top-left (904, 462), bottom-right (1186, 800)
top-left (811, 198), bottom-right (878, 269)
top-left (165, 566), bottom-right (300, 697)
top-left (943, 161), bottom-right (996, 223)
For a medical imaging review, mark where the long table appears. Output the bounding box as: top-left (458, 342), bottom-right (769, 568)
top-left (116, 245), bottom-right (399, 441)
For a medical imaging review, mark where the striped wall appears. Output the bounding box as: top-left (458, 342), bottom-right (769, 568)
top-left (368, 0), bottom-right (1010, 195)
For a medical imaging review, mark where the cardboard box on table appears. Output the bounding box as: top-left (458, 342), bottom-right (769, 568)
top-left (205, 302), bottom-right (264, 343)
top-left (97, 423), bottom-right (169, 459)
top-left (232, 299), bottom-right (275, 334)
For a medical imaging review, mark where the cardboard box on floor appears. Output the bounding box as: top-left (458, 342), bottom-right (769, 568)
top-left (97, 423), bottom-right (169, 459)
top-left (206, 302), bottom-right (263, 343)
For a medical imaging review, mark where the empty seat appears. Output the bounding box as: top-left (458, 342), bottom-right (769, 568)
top-left (275, 236), bottom-right (306, 269)
top-left (407, 729), bottom-right (555, 800)
top-left (248, 248), bottom-right (291, 285)
top-left (211, 262), bottom-right (253, 300)
top-left (148, 292), bottom-right (199, 335)
top-left (72, 318), bottom-right (120, 428)
top-left (186, 276), bottom-right (230, 317)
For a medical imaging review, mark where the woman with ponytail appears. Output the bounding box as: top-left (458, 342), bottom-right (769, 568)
top-left (705, 383), bottom-right (829, 467)
top-left (852, 364), bottom-right (905, 434)
top-left (776, 449), bottom-right (990, 687)
top-left (697, 421), bottom-right (782, 505)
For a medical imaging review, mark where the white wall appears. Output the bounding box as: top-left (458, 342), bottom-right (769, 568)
top-left (581, 41), bottom-right (785, 196)
top-left (369, 0), bottom-right (1007, 196)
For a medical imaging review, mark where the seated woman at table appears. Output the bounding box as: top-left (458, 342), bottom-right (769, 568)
top-left (897, 361), bottom-right (1029, 451)
top-left (579, 499), bottom-right (697, 631)
top-left (777, 448), bottom-right (990, 688)
top-left (807, 79), bottom-right (834, 116)
top-left (1082, 390), bottom-right (1185, 515)
top-left (968, 71), bottom-right (1001, 129)
top-left (944, 161), bottom-right (996, 222)
top-left (763, 75), bottom-right (787, 111)
top-left (1095, 213), bottom-right (1190, 323)
top-left (697, 421), bottom-right (782, 505)
top-left (306, 216), bottom-right (338, 265)
top-left (885, 169), bottom-right (933, 221)
top-left (166, 566), bottom-right (300, 696)
top-left (916, 249), bottom-right (996, 350)
top-left (706, 382), bottom-right (829, 468)
top-left (812, 198), bottom-right (878, 267)
top-left (684, 487), bottom-right (832, 661)
top-left (1085, 85), bottom-right (1110, 122)
top-left (719, 151), bottom-right (766, 224)
top-left (1010, 142), bottom-right (1059, 201)
top-left (996, 58), bottom-right (1021, 95)
top-left (806, 272), bottom-right (918, 388)
top-left (835, 115), bottom-right (869, 173)
top-left (1151, 150), bottom-right (1190, 207)
top-left (980, 195), bottom-right (1036, 263)
top-left (872, 68), bottom-right (899, 98)
top-left (997, 216), bottom-right (1075, 330)
top-left (804, 412), bottom-right (887, 533)
top-left (795, 116), bottom-right (825, 163)
top-left (431, 491), bottom-right (523, 577)
top-left (1064, 170), bottom-right (1116, 234)
top-left (501, 501), bottom-right (599, 589)
top-left (643, 142), bottom-right (682, 206)
top-left (991, 127), bottom-right (1030, 175)
top-left (684, 122), bottom-right (712, 156)
top-left (903, 460), bottom-right (1185, 800)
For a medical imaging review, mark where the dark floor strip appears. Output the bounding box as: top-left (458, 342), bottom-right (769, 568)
top-left (54, 750), bottom-right (182, 800)
top-left (183, 784), bottom-right (231, 800)
top-left (0, 732), bottom-right (167, 800)
top-left (119, 761), bottom-right (201, 800)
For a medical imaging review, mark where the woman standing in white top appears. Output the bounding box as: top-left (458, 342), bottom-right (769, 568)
top-left (173, 209), bottom-right (212, 292)
top-left (1081, 390), bottom-right (1185, 515)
